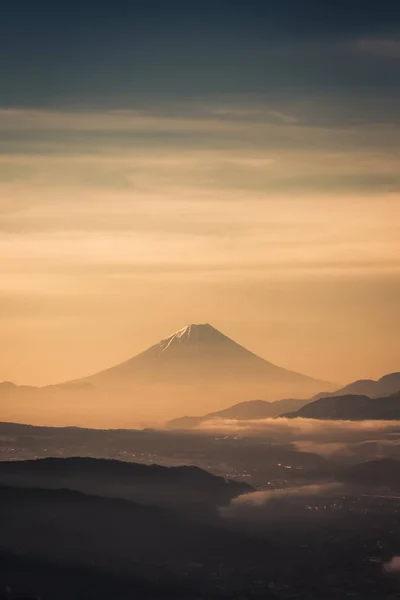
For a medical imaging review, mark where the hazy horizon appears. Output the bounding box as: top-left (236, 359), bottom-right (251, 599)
top-left (1, 313), bottom-right (399, 388)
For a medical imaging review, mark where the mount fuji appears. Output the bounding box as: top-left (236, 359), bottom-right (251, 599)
top-left (0, 324), bottom-right (334, 427)
top-left (77, 323), bottom-right (332, 395)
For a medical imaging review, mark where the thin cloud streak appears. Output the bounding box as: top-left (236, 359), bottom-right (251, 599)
top-left (197, 417), bottom-right (400, 442)
top-left (221, 483), bottom-right (346, 520)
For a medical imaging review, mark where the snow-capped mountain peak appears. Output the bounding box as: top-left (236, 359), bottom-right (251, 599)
top-left (67, 323), bottom-right (334, 404)
top-left (158, 323), bottom-right (229, 352)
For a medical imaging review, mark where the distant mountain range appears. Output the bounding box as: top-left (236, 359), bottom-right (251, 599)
top-left (284, 391), bottom-right (400, 420)
top-left (167, 397), bottom-right (308, 429)
top-left (1, 321), bottom-right (398, 427)
top-left (167, 370), bottom-right (400, 428)
top-left (312, 372), bottom-right (400, 400)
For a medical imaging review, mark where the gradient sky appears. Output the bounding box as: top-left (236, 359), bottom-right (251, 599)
top-left (1, 0), bottom-right (399, 386)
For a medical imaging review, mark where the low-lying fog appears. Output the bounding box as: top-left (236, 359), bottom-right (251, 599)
top-left (195, 417), bottom-right (400, 458)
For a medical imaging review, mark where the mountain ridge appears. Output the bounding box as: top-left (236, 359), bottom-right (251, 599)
top-left (312, 372), bottom-right (400, 401)
top-left (284, 391), bottom-right (400, 420)
top-left (0, 456), bottom-right (253, 514)
top-left (167, 397), bottom-right (309, 429)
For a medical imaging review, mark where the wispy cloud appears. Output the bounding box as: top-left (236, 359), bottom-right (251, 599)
top-left (197, 418), bottom-right (400, 458)
top-left (221, 483), bottom-right (344, 520)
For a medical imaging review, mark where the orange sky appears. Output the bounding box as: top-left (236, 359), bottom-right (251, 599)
top-left (1, 103), bottom-right (399, 386)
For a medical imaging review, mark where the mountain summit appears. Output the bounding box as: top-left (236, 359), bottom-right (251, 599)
top-left (79, 324), bottom-right (333, 401)
top-left (158, 323), bottom-right (231, 351)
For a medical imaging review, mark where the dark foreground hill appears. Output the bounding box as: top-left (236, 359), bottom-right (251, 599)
top-left (0, 421), bottom-right (334, 487)
top-left (284, 392), bottom-right (400, 420)
top-left (1, 484), bottom-right (400, 600)
top-left (0, 485), bottom-right (268, 586)
top-left (168, 398), bottom-right (308, 429)
top-left (0, 457), bottom-right (252, 513)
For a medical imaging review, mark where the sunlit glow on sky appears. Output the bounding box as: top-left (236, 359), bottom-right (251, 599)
top-left (1, 2), bottom-right (399, 386)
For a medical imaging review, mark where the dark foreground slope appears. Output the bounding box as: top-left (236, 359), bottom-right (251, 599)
top-left (0, 457), bottom-right (251, 513)
top-left (0, 485), bottom-right (270, 598)
top-left (1, 484), bottom-right (400, 600)
top-left (0, 422), bottom-right (333, 487)
top-left (285, 392), bottom-right (400, 420)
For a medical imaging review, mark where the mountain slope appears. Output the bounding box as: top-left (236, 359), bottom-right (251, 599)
top-left (312, 372), bottom-right (400, 401)
top-left (0, 484), bottom-right (267, 580)
top-left (0, 324), bottom-right (334, 425)
top-left (284, 392), bottom-right (400, 420)
top-left (0, 457), bottom-right (252, 513)
top-left (168, 397), bottom-right (309, 429)
top-left (74, 323), bottom-right (332, 397)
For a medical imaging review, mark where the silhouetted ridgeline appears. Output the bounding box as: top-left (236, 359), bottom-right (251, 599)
top-left (0, 421), bottom-right (333, 487)
top-left (312, 372), bottom-right (400, 401)
top-left (167, 397), bottom-right (308, 429)
top-left (284, 392), bottom-right (400, 420)
top-left (0, 457), bottom-right (252, 514)
top-left (166, 371), bottom-right (400, 429)
top-left (0, 484), bottom-right (270, 598)
top-left (1, 481), bottom-right (400, 599)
